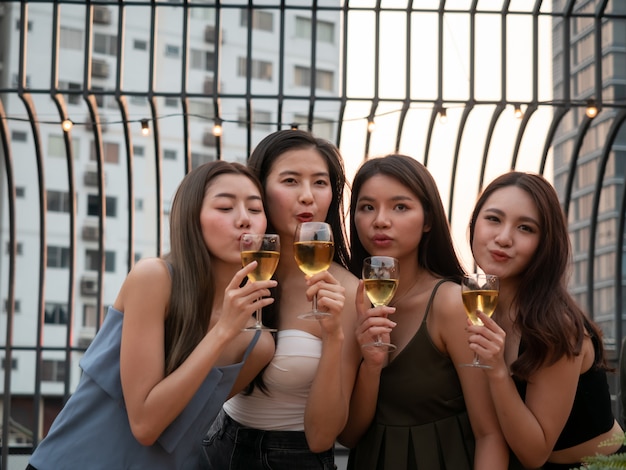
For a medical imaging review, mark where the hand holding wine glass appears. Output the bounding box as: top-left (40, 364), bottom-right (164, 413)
top-left (459, 273), bottom-right (499, 368)
top-left (240, 233), bottom-right (280, 331)
top-left (362, 256), bottom-right (399, 352)
top-left (293, 222), bottom-right (335, 320)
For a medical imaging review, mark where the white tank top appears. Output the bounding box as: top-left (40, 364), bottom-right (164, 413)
top-left (223, 329), bottom-right (322, 431)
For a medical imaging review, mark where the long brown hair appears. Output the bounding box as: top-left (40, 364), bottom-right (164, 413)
top-left (163, 161), bottom-right (264, 375)
top-left (349, 154), bottom-right (464, 282)
top-left (469, 171), bottom-right (607, 379)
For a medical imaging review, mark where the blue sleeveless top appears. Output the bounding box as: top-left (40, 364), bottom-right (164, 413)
top-left (29, 307), bottom-right (260, 470)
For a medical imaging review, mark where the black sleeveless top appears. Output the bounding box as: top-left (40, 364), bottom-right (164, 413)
top-left (513, 331), bottom-right (614, 450)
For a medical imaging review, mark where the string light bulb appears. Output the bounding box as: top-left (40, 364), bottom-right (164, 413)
top-left (438, 108), bottom-right (448, 124)
top-left (212, 119), bottom-right (223, 137)
top-left (585, 99), bottom-right (598, 119)
top-left (61, 119), bottom-right (73, 132)
top-left (513, 104), bottom-right (524, 119)
top-left (140, 119), bottom-right (150, 136)
top-left (367, 119), bottom-right (376, 133)
top-left (290, 123), bottom-right (299, 130)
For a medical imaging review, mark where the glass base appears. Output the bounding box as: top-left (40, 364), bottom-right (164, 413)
top-left (459, 361), bottom-right (492, 369)
top-left (362, 341), bottom-right (397, 353)
top-left (242, 324), bottom-right (277, 332)
top-left (297, 310), bottom-right (333, 321)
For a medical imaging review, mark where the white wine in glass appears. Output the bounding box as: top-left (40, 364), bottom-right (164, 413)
top-left (459, 273), bottom-right (499, 368)
top-left (362, 256), bottom-right (399, 352)
top-left (240, 233), bottom-right (280, 331)
top-left (293, 222), bottom-right (335, 320)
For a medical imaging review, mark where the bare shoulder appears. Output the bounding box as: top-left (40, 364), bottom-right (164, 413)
top-left (329, 263), bottom-right (359, 290)
top-left (115, 258), bottom-right (171, 311)
top-left (430, 280), bottom-right (465, 324)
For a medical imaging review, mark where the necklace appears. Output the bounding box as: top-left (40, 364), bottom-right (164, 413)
top-left (389, 274), bottom-right (422, 307)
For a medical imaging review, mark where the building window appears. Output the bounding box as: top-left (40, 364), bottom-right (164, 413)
top-left (85, 249), bottom-right (116, 272)
top-left (164, 97), bottom-right (178, 108)
top-left (191, 153), bottom-right (214, 168)
top-left (240, 10), bottom-right (273, 32)
top-left (163, 149), bottom-right (177, 160)
top-left (188, 100), bottom-right (213, 118)
top-left (83, 305), bottom-right (109, 328)
top-left (295, 17), bottom-right (335, 43)
top-left (133, 145), bottom-right (145, 157)
top-left (3, 300), bottom-right (20, 313)
top-left (16, 186), bottom-right (25, 198)
top-left (60, 27), bottom-right (83, 50)
top-left (59, 81), bottom-right (82, 105)
top-left (15, 19), bottom-right (33, 31)
top-left (238, 108), bottom-right (272, 131)
top-left (93, 33), bottom-right (118, 55)
top-left (47, 190), bottom-right (71, 213)
top-left (1, 357), bottom-right (18, 370)
top-left (165, 44), bottom-right (180, 57)
top-left (135, 198), bottom-right (144, 211)
top-left (237, 57), bottom-right (273, 81)
top-left (87, 195), bottom-right (118, 217)
top-left (294, 66), bottom-right (334, 92)
top-left (11, 131), bottom-right (27, 142)
top-left (5, 242), bottom-right (23, 255)
top-left (191, 49), bottom-right (215, 71)
top-left (90, 141), bottom-right (120, 164)
top-left (48, 135), bottom-right (80, 159)
top-left (45, 303), bottom-right (68, 325)
top-left (42, 360), bottom-right (66, 382)
top-left (133, 39), bottom-right (147, 50)
top-left (47, 246), bottom-right (70, 268)
top-left (11, 74), bottom-right (31, 88)
top-left (295, 114), bottom-right (334, 141)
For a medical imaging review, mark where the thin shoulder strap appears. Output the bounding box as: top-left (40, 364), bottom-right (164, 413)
top-left (422, 278), bottom-right (451, 324)
top-left (243, 330), bottom-right (262, 361)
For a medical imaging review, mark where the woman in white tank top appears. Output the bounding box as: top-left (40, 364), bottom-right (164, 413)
top-left (202, 130), bottom-right (362, 470)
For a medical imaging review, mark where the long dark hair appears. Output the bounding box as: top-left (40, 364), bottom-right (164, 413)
top-left (245, 129), bottom-right (350, 392)
top-left (469, 171), bottom-right (607, 379)
top-left (163, 161), bottom-right (264, 376)
top-left (349, 154), bottom-right (464, 282)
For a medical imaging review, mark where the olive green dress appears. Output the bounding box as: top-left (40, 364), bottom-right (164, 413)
top-left (347, 280), bottom-right (475, 470)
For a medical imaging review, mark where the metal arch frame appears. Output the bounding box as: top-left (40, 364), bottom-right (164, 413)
top-left (0, 1), bottom-right (626, 461)
top-left (587, 109), bottom-right (626, 323)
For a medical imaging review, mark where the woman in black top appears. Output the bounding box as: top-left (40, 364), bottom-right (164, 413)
top-left (466, 171), bottom-right (623, 469)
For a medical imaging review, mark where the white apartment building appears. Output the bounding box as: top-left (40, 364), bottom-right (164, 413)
top-left (0, 0), bottom-right (341, 424)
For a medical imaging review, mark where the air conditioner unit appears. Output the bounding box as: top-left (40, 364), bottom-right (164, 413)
top-left (78, 327), bottom-right (96, 348)
top-left (85, 116), bottom-right (109, 132)
top-left (82, 225), bottom-right (99, 241)
top-left (84, 170), bottom-right (99, 187)
top-left (91, 59), bottom-right (110, 79)
top-left (204, 25), bottom-right (216, 43)
top-left (80, 277), bottom-right (98, 296)
top-left (93, 6), bottom-right (112, 25)
top-left (203, 131), bottom-right (217, 147)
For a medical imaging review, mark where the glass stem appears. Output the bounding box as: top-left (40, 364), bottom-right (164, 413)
top-left (312, 294), bottom-right (318, 312)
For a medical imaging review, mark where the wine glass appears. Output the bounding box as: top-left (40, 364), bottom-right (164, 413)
top-left (293, 222), bottom-right (335, 320)
top-left (459, 273), bottom-right (499, 368)
top-left (240, 233), bottom-right (280, 331)
top-left (361, 256), bottom-right (399, 352)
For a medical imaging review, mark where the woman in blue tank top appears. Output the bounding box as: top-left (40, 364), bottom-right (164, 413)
top-left (27, 161), bottom-right (277, 470)
top-left (467, 171), bottom-right (624, 469)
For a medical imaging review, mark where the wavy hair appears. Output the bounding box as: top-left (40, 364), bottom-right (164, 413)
top-left (163, 161), bottom-right (264, 376)
top-left (469, 171), bottom-right (607, 379)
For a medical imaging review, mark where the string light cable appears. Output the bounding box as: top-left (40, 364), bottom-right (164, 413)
top-left (0, 99), bottom-right (617, 135)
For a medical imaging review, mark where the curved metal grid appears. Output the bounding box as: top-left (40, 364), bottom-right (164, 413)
top-left (0, 0), bottom-right (625, 462)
